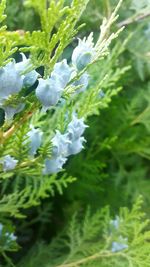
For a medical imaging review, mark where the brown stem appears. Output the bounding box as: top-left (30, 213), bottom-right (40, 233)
top-left (1, 110), bottom-right (33, 144)
top-left (3, 125), bottom-right (15, 140)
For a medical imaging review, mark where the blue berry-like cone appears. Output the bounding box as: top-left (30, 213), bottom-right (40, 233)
top-left (36, 77), bottom-right (63, 111)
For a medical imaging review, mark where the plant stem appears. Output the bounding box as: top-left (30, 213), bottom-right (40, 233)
top-left (56, 251), bottom-right (126, 267)
top-left (105, 0), bottom-right (111, 18)
top-left (1, 104), bottom-right (38, 144)
top-left (2, 252), bottom-right (15, 267)
top-left (118, 11), bottom-right (150, 27)
top-left (130, 106), bottom-right (150, 126)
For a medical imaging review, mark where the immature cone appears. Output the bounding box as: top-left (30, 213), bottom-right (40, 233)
top-left (27, 126), bottom-right (43, 156)
top-left (111, 236), bottom-right (128, 253)
top-left (0, 61), bottom-right (23, 101)
top-left (16, 53), bottom-right (39, 87)
top-left (51, 59), bottom-right (73, 88)
top-left (0, 155), bottom-right (18, 172)
top-left (43, 156), bottom-right (67, 175)
top-left (73, 72), bottom-right (89, 93)
top-left (3, 103), bottom-right (25, 121)
top-left (52, 130), bottom-right (71, 157)
top-left (67, 113), bottom-right (88, 140)
top-left (43, 113), bottom-right (88, 175)
top-left (36, 77), bottom-right (63, 111)
top-left (72, 34), bottom-right (95, 71)
top-left (67, 136), bottom-right (86, 156)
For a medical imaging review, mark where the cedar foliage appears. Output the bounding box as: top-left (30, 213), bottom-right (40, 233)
top-left (0, 0), bottom-right (150, 266)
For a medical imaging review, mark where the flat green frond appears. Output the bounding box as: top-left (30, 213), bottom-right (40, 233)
top-left (0, 0), bottom-right (6, 24)
top-left (22, 0), bottom-right (89, 76)
top-left (0, 0), bottom-right (19, 65)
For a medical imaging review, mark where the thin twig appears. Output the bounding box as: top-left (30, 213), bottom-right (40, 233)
top-left (130, 106), bottom-right (150, 126)
top-left (118, 11), bottom-right (150, 27)
top-left (2, 252), bottom-right (15, 267)
top-left (56, 251), bottom-right (127, 267)
top-left (1, 110), bottom-right (33, 144)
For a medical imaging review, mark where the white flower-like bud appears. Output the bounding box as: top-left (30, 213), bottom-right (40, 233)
top-left (111, 236), bottom-right (128, 253)
top-left (52, 130), bottom-right (71, 157)
top-left (67, 137), bottom-right (86, 156)
top-left (110, 216), bottom-right (120, 230)
top-left (73, 72), bottom-right (89, 93)
top-left (51, 59), bottom-right (73, 88)
top-left (3, 103), bottom-right (25, 121)
top-left (99, 89), bottom-right (105, 98)
top-left (16, 53), bottom-right (39, 87)
top-left (5, 232), bottom-right (17, 241)
top-left (0, 223), bottom-right (17, 242)
top-left (36, 77), bottom-right (63, 111)
top-left (72, 33), bottom-right (95, 71)
top-left (67, 114), bottom-right (88, 140)
top-left (27, 125), bottom-right (43, 156)
top-left (43, 155), bottom-right (67, 175)
top-left (0, 61), bottom-right (23, 101)
top-left (0, 155), bottom-right (18, 172)
top-left (43, 114), bottom-right (87, 174)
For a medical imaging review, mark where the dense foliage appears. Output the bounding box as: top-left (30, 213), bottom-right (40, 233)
top-left (0, 0), bottom-right (150, 266)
